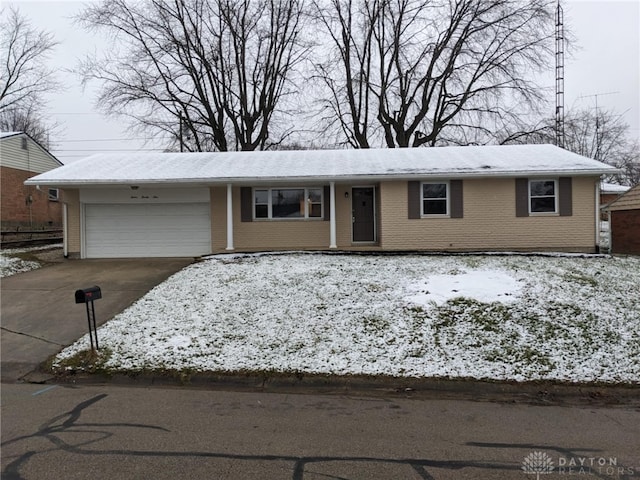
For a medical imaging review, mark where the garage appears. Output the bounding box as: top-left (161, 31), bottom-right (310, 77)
top-left (84, 202), bottom-right (211, 258)
top-left (607, 184), bottom-right (640, 255)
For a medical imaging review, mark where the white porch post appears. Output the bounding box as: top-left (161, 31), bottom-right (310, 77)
top-left (329, 181), bottom-right (337, 249)
top-left (226, 183), bottom-right (234, 251)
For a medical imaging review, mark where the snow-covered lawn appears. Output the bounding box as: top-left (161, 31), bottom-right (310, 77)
top-left (54, 253), bottom-right (640, 384)
top-left (0, 245), bottom-right (59, 278)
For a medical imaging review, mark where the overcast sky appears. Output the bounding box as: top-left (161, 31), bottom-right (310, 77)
top-left (7, 0), bottom-right (640, 164)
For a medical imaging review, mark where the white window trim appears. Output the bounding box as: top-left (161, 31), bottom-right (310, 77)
top-left (253, 187), bottom-right (324, 220)
top-left (420, 181), bottom-right (450, 218)
top-left (528, 178), bottom-right (558, 215)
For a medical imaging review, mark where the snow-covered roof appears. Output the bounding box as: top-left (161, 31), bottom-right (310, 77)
top-left (25, 144), bottom-right (616, 187)
top-left (0, 131), bottom-right (23, 139)
top-left (600, 182), bottom-right (630, 194)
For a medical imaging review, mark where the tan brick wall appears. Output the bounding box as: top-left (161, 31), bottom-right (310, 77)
top-left (210, 185), bottom-right (384, 252)
top-left (211, 186), bottom-right (334, 252)
top-left (63, 189), bottom-right (81, 256)
top-left (64, 179), bottom-right (600, 257)
top-left (1, 166), bottom-right (63, 229)
top-left (611, 209), bottom-right (640, 255)
top-left (378, 177), bottom-right (598, 252)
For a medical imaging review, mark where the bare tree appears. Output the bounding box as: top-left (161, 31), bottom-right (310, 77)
top-left (561, 109), bottom-right (640, 186)
top-left (78, 0), bottom-right (307, 152)
top-left (313, 0), bottom-right (555, 148)
top-left (0, 105), bottom-right (56, 148)
top-left (502, 108), bottom-right (640, 186)
top-left (0, 6), bottom-right (59, 144)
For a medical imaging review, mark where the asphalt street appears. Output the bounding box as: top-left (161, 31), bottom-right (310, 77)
top-left (2, 383), bottom-right (638, 480)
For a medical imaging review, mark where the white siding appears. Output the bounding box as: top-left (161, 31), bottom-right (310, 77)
top-left (0, 134), bottom-right (62, 173)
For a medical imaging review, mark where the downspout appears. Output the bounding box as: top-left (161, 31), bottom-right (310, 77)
top-left (595, 180), bottom-right (601, 253)
top-left (226, 183), bottom-right (234, 250)
top-left (606, 208), bottom-right (612, 254)
top-left (63, 202), bottom-right (68, 258)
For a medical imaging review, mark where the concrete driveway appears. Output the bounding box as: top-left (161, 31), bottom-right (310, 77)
top-left (1, 258), bottom-right (194, 382)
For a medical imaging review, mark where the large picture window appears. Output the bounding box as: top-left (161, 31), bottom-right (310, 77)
top-left (254, 187), bottom-right (323, 219)
top-left (421, 182), bottom-right (448, 216)
top-left (529, 179), bottom-right (557, 213)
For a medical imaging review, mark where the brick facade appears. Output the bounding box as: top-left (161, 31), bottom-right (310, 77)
top-left (1, 166), bottom-right (63, 229)
top-left (610, 209), bottom-right (640, 255)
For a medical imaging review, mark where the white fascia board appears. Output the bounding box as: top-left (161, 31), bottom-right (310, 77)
top-left (24, 168), bottom-right (617, 188)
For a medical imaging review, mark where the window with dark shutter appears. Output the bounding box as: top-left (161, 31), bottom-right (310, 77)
top-left (515, 178), bottom-right (529, 217)
top-left (323, 185), bottom-right (331, 221)
top-left (240, 187), bottom-right (252, 222)
top-left (450, 180), bottom-right (463, 218)
top-left (408, 181), bottom-right (421, 219)
top-left (516, 177), bottom-right (572, 216)
top-left (559, 177), bottom-right (573, 216)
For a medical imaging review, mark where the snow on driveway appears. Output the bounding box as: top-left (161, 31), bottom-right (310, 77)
top-left (55, 253), bottom-right (640, 383)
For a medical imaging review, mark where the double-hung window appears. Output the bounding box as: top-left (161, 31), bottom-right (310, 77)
top-left (529, 179), bottom-right (557, 214)
top-left (421, 182), bottom-right (448, 216)
top-left (254, 187), bottom-right (323, 219)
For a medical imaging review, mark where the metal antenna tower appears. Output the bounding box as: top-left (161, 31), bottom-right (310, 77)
top-left (555, 0), bottom-right (565, 148)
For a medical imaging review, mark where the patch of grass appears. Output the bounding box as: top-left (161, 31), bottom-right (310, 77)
top-left (563, 271), bottom-right (598, 287)
top-left (434, 298), bottom-right (512, 332)
top-left (362, 315), bottom-right (390, 333)
top-left (365, 283), bottom-right (385, 293)
top-left (51, 348), bottom-right (112, 374)
top-left (484, 345), bottom-right (553, 372)
top-left (7, 251), bottom-right (40, 263)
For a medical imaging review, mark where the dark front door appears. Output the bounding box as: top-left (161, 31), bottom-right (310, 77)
top-left (352, 187), bottom-right (375, 242)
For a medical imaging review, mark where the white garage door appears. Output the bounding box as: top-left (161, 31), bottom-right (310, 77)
top-left (85, 203), bottom-right (211, 258)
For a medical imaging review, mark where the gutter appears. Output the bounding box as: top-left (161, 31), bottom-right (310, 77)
top-left (24, 168), bottom-right (619, 188)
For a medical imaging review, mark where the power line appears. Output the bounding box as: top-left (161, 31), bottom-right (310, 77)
top-left (52, 148), bottom-right (166, 152)
top-left (53, 137), bottom-right (173, 143)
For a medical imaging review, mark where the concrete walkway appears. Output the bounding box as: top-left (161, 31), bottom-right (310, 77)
top-left (1, 258), bottom-right (194, 382)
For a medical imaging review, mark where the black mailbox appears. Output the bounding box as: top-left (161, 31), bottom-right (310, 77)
top-left (75, 286), bottom-right (102, 304)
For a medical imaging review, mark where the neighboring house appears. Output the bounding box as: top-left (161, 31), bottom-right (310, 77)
top-left (1, 131), bottom-right (64, 230)
top-left (606, 184), bottom-right (640, 255)
top-left (25, 144), bottom-right (616, 259)
top-left (600, 182), bottom-right (630, 208)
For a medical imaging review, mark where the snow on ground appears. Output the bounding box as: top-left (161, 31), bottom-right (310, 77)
top-left (0, 245), bottom-right (57, 278)
top-left (54, 253), bottom-right (640, 383)
top-left (405, 269), bottom-right (523, 306)
top-left (600, 220), bottom-right (610, 251)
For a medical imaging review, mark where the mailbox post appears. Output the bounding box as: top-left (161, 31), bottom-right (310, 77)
top-left (75, 286), bottom-right (102, 352)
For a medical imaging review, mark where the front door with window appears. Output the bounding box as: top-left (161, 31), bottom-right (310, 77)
top-left (352, 187), bottom-right (375, 242)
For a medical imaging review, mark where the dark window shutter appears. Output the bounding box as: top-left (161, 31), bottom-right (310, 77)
top-left (323, 185), bottom-right (331, 221)
top-left (515, 178), bottom-right (529, 217)
top-left (240, 187), bottom-right (252, 222)
top-left (450, 180), bottom-right (463, 218)
top-left (559, 177), bottom-right (573, 216)
top-left (408, 181), bottom-right (421, 219)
